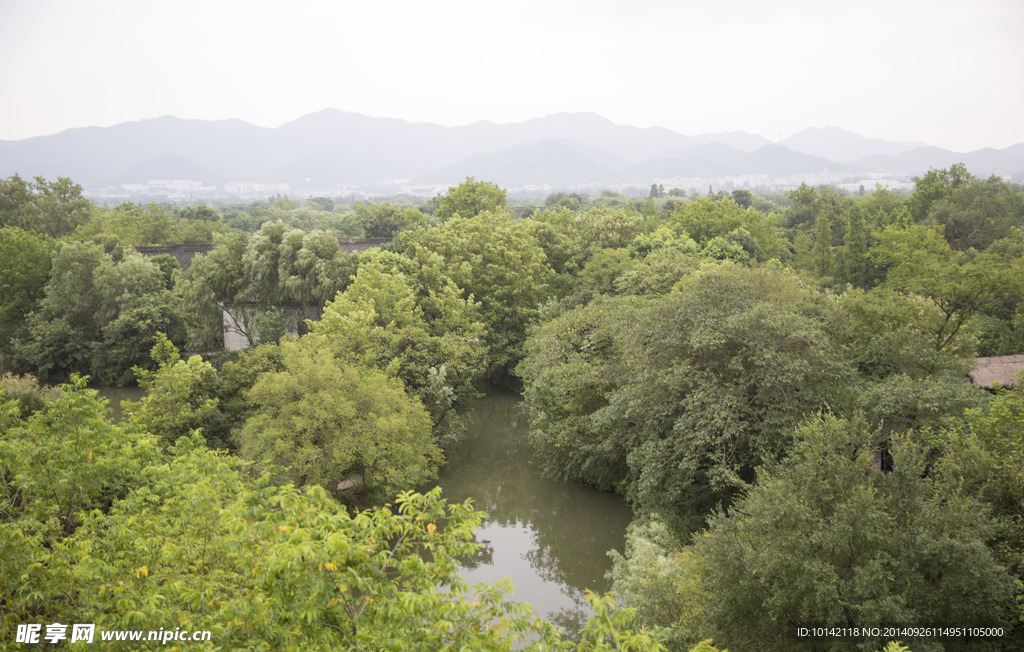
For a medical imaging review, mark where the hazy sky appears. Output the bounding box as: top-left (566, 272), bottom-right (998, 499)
top-left (2, 0), bottom-right (1022, 151)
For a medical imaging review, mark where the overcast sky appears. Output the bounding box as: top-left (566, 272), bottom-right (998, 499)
top-left (2, 0), bottom-right (1022, 151)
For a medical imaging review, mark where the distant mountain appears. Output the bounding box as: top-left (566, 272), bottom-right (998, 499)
top-left (419, 139), bottom-right (629, 187)
top-left (0, 110), bottom-right (1021, 192)
top-left (742, 144), bottom-right (851, 176)
top-left (454, 112), bottom-right (696, 163)
top-left (114, 153), bottom-right (224, 186)
top-left (627, 143), bottom-right (747, 179)
top-left (782, 127), bottom-right (925, 164)
top-left (857, 146), bottom-right (1024, 177)
top-left (691, 131), bottom-right (772, 153)
top-left (1006, 144), bottom-right (1024, 160)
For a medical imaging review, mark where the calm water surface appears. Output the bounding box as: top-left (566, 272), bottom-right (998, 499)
top-left (94, 385), bottom-right (145, 422)
top-left (434, 391), bottom-right (634, 635)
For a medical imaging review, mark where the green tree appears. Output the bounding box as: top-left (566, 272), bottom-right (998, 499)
top-left (13, 244), bottom-right (186, 384)
top-left (180, 231), bottom-right (251, 349)
top-left (399, 209), bottom-right (553, 380)
top-left (669, 197), bottom-right (786, 262)
top-left (829, 288), bottom-right (982, 434)
top-left (183, 225), bottom-right (356, 349)
top-left (357, 201), bottom-right (423, 238)
top-left (90, 252), bottom-right (187, 384)
top-left (0, 227), bottom-right (54, 363)
top-left (436, 176), bottom-right (508, 220)
top-left (572, 206), bottom-right (648, 259)
top-left (954, 382), bottom-right (1024, 582)
top-left (308, 250), bottom-right (486, 442)
top-left (730, 189), bottom-right (753, 209)
top-left (0, 376), bottom-right (159, 538)
top-left (522, 262), bottom-right (854, 525)
top-left (125, 335), bottom-right (231, 449)
top-left (695, 414), bottom-right (1017, 652)
top-left (518, 296), bottom-right (635, 491)
top-left (874, 224), bottom-right (1012, 351)
top-left (841, 204), bottom-right (868, 286)
top-left (811, 209), bottom-right (835, 278)
top-left (74, 202), bottom-right (178, 247)
top-left (0, 175), bottom-right (91, 238)
top-left (607, 518), bottom-right (710, 651)
top-left (908, 163), bottom-right (972, 223)
top-left (237, 339), bottom-right (441, 497)
top-left (14, 242), bottom-right (109, 380)
top-left (927, 175), bottom-right (1019, 251)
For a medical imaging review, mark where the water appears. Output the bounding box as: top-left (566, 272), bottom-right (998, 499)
top-left (93, 385), bottom-right (145, 422)
top-left (434, 391), bottom-right (634, 635)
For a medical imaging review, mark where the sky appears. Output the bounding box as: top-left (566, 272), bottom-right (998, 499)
top-left (2, 0), bottom-right (1022, 152)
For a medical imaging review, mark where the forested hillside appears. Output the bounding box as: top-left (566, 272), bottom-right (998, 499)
top-left (2, 169), bottom-right (1023, 650)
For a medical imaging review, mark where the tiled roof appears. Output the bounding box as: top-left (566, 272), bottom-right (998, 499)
top-left (136, 244), bottom-right (214, 272)
top-left (969, 355), bottom-right (1024, 388)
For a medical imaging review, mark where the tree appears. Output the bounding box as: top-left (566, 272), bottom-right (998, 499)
top-left (908, 163), bottom-right (972, 223)
top-left (0, 227), bottom-right (54, 363)
top-left (521, 262), bottom-right (855, 526)
top-left (357, 201), bottom-right (422, 238)
top-left (607, 517), bottom-right (710, 651)
top-left (12, 244), bottom-right (186, 384)
top-left (927, 175), bottom-right (1018, 251)
top-left (841, 204), bottom-right (868, 286)
top-left (435, 176), bottom-right (507, 220)
top-left (13, 243), bottom-right (109, 380)
top-left (574, 248), bottom-right (636, 302)
top-left (90, 252), bottom-right (187, 385)
top-left (237, 339), bottom-right (441, 497)
top-left (0, 377), bottom-right (159, 538)
top-left (124, 335), bottom-right (231, 449)
top-left (811, 210), bottom-right (835, 278)
top-left (954, 382), bottom-right (1024, 583)
top-left (0, 175), bottom-right (91, 238)
top-left (829, 287), bottom-right (983, 434)
top-left (399, 209), bottom-right (553, 380)
top-left (874, 224), bottom-right (1012, 351)
top-left (573, 206), bottom-right (648, 264)
top-left (308, 250), bottom-right (487, 443)
top-left (669, 197), bottom-right (787, 262)
top-left (73, 202), bottom-right (178, 247)
top-left (694, 414), bottom-right (1017, 652)
top-left (518, 295), bottom-right (636, 491)
top-left (730, 189), bottom-right (753, 209)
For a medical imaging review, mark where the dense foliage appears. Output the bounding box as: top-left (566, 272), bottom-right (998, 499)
top-left (3, 168), bottom-right (1024, 650)
top-left (0, 380), bottom-right (670, 651)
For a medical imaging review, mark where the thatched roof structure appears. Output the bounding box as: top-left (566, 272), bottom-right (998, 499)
top-left (969, 355), bottom-right (1024, 388)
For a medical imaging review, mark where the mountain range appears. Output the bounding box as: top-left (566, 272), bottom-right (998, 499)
top-left (1, 110), bottom-right (1021, 193)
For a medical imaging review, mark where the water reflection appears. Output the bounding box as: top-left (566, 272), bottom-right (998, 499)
top-left (434, 391), bottom-right (634, 636)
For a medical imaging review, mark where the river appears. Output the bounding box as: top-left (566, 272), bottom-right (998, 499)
top-left (433, 391), bottom-right (634, 635)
